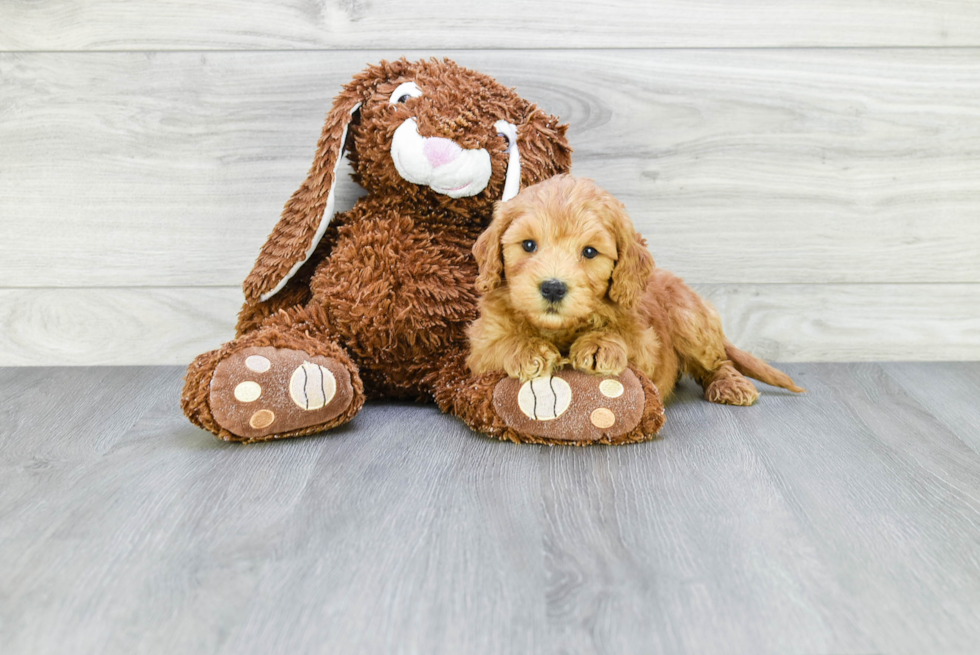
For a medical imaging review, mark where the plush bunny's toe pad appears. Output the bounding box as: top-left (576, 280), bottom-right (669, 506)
top-left (209, 347), bottom-right (354, 440)
top-left (493, 369), bottom-right (660, 444)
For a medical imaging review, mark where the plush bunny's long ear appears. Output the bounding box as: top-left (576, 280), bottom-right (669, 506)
top-left (242, 94), bottom-right (363, 304)
top-left (513, 107), bottom-right (572, 185)
top-left (494, 120), bottom-right (521, 202)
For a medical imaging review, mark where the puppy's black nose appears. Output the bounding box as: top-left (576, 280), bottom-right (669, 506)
top-left (539, 279), bottom-right (568, 303)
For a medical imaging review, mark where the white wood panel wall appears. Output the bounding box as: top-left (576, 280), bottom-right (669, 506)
top-left (1, 3), bottom-right (979, 365)
top-left (3, 1), bottom-right (980, 49)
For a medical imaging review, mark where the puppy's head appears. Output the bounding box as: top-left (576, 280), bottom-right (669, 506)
top-left (474, 175), bottom-right (654, 330)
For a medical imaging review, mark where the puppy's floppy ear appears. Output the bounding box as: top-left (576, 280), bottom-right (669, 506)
top-left (473, 202), bottom-right (517, 294)
top-left (242, 78), bottom-right (368, 304)
top-left (607, 201), bottom-right (655, 309)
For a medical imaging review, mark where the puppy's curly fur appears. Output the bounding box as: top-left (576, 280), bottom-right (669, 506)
top-left (467, 175), bottom-right (803, 405)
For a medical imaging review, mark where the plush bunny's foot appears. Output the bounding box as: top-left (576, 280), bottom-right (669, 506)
top-left (209, 346), bottom-right (356, 442)
top-left (492, 368), bottom-right (664, 445)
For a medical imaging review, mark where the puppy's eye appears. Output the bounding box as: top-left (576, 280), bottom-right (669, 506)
top-left (388, 81), bottom-right (422, 105)
top-left (582, 246), bottom-right (599, 259)
top-left (522, 240), bottom-right (537, 253)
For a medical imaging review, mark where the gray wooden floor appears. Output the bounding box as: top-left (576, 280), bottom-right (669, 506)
top-left (3, 363), bottom-right (980, 654)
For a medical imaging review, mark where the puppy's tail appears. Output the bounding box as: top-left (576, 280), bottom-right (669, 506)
top-left (724, 341), bottom-right (805, 393)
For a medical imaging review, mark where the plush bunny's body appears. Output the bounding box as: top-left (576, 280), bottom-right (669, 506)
top-left (182, 58), bottom-right (665, 445)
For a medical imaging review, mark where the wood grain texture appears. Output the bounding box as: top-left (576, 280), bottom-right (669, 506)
top-left (2, 363), bottom-right (980, 653)
top-left (2, 50), bottom-right (980, 289)
top-left (695, 283), bottom-right (980, 362)
top-left (881, 362), bottom-right (980, 455)
top-left (0, 288), bottom-right (241, 366)
top-left (2, 0), bottom-right (980, 50)
top-left (1, 284), bottom-right (978, 366)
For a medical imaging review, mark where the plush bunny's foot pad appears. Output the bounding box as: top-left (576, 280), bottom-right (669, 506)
top-left (493, 369), bottom-right (663, 445)
top-left (209, 347), bottom-right (354, 441)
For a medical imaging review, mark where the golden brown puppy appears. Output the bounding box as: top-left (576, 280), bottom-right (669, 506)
top-left (467, 175), bottom-right (803, 405)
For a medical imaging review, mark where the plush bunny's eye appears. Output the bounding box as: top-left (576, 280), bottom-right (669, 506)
top-left (389, 81), bottom-right (422, 105)
top-left (582, 246), bottom-right (599, 259)
top-left (522, 240), bottom-right (537, 253)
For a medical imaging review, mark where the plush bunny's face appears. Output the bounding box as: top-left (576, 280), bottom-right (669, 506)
top-left (346, 59), bottom-right (570, 214)
top-left (387, 81), bottom-right (494, 198)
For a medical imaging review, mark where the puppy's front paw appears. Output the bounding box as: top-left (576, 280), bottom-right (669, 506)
top-left (505, 340), bottom-right (562, 381)
top-left (570, 333), bottom-right (628, 376)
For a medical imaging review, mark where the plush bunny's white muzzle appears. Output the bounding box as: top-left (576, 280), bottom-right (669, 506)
top-left (391, 118), bottom-right (492, 198)
top-left (390, 118), bottom-right (522, 200)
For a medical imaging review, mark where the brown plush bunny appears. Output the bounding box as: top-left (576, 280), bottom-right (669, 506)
top-left (181, 57), bottom-right (665, 445)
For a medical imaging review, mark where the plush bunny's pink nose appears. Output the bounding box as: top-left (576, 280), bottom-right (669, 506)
top-left (423, 137), bottom-right (462, 168)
